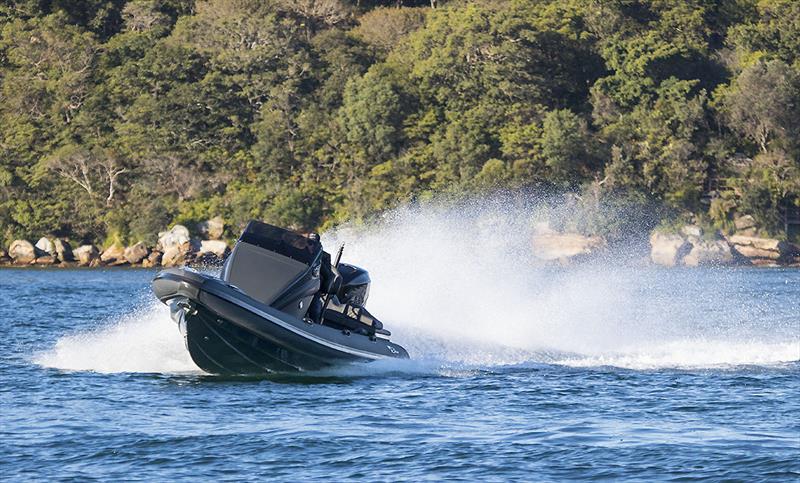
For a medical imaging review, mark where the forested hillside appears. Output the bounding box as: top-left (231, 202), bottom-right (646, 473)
top-left (1, 0), bottom-right (798, 245)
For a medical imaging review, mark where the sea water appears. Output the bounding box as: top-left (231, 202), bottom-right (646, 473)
top-left (1, 209), bottom-right (798, 480)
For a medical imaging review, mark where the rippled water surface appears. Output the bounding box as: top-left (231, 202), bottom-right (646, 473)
top-left (1, 266), bottom-right (798, 481)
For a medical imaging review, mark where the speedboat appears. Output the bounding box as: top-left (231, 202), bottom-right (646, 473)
top-left (152, 220), bottom-right (409, 374)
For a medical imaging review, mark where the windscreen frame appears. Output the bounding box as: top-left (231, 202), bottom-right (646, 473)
top-left (237, 221), bottom-right (322, 266)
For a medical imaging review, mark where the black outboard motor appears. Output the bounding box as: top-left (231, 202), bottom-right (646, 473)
top-left (303, 242), bottom-right (385, 336)
top-left (337, 263), bottom-right (370, 307)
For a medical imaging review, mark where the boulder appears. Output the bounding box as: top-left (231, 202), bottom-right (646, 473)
top-left (193, 239), bottom-right (229, 265)
top-left (34, 255), bottom-right (57, 265)
top-left (198, 216), bottom-right (224, 240)
top-left (73, 245), bottom-right (100, 266)
top-left (728, 235), bottom-right (784, 252)
top-left (162, 243), bottom-right (190, 267)
top-left (8, 240), bottom-right (38, 264)
top-left (532, 233), bottom-right (605, 262)
top-left (649, 232), bottom-right (692, 267)
top-left (100, 244), bottom-right (127, 264)
top-left (124, 242), bottom-right (149, 265)
top-left (682, 239), bottom-right (734, 266)
top-left (157, 225), bottom-right (190, 252)
top-left (733, 215), bottom-right (758, 236)
top-left (53, 239), bottom-right (73, 261)
top-left (731, 245), bottom-right (781, 260)
top-left (0, 248), bottom-right (9, 262)
top-left (727, 235), bottom-right (789, 261)
top-left (680, 225), bottom-right (703, 238)
top-left (142, 250), bottom-right (162, 268)
top-left (198, 240), bottom-right (229, 258)
top-left (35, 237), bottom-right (55, 255)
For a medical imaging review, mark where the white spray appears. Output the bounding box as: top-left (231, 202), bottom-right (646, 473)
top-left (36, 201), bottom-right (800, 373)
top-left (35, 302), bottom-right (200, 374)
top-left (324, 203), bottom-right (800, 370)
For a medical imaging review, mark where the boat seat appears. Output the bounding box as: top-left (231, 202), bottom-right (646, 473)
top-left (323, 302), bottom-right (390, 336)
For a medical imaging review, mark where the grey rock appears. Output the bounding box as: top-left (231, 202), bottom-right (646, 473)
top-left (100, 244), bottom-right (127, 264)
top-left (142, 250), bottom-right (162, 268)
top-left (649, 232), bottom-right (692, 267)
top-left (35, 237), bottom-right (55, 255)
top-left (680, 225), bottom-right (703, 238)
top-left (198, 239), bottom-right (229, 258)
top-left (198, 216), bottom-right (225, 240)
top-left (8, 240), bottom-right (38, 264)
top-left (734, 215), bottom-right (757, 231)
top-left (683, 239), bottom-right (734, 266)
top-left (34, 255), bottom-right (57, 265)
top-left (162, 244), bottom-right (189, 267)
top-left (53, 239), bottom-right (73, 261)
top-left (73, 245), bottom-right (100, 266)
top-left (728, 235), bottom-right (783, 251)
top-left (727, 235), bottom-right (789, 261)
top-left (532, 232), bottom-right (605, 263)
top-left (124, 242), bottom-right (149, 265)
top-left (158, 225), bottom-right (190, 251)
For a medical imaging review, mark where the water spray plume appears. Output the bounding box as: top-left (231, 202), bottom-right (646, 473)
top-left (35, 302), bottom-right (200, 374)
top-left (37, 198), bottom-right (799, 374)
top-left (324, 201), bottom-right (799, 370)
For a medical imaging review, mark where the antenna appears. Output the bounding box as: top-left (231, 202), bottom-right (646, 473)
top-left (333, 243), bottom-right (345, 267)
top-left (319, 243), bottom-right (345, 322)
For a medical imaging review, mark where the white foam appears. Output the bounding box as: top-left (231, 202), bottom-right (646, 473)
top-left (36, 202), bottom-right (799, 374)
top-left (35, 302), bottom-right (200, 374)
top-left (554, 340), bottom-right (800, 370)
top-left (324, 204), bottom-right (800, 371)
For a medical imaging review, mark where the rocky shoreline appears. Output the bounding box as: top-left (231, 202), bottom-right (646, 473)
top-left (2, 215), bottom-right (799, 269)
top-left (648, 230), bottom-right (800, 268)
top-left (531, 217), bottom-right (800, 268)
top-left (1, 218), bottom-right (229, 269)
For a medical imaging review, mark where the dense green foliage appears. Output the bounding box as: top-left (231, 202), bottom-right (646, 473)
top-left (1, 0), bottom-right (798, 245)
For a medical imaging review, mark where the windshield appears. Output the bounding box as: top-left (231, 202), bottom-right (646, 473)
top-left (221, 221), bottom-right (322, 306)
top-left (237, 221), bottom-right (322, 266)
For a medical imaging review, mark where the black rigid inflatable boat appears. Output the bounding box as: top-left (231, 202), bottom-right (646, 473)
top-left (152, 221), bottom-right (409, 374)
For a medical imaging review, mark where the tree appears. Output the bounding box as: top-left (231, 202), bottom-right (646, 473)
top-left (122, 0), bottom-right (171, 33)
top-left (46, 145), bottom-right (128, 206)
top-left (354, 6), bottom-right (427, 55)
top-left (720, 60), bottom-right (800, 154)
top-left (727, 0), bottom-right (800, 66)
top-left (1, 0), bottom-right (799, 243)
top-left (278, 0), bottom-right (353, 39)
top-left (730, 151), bottom-right (800, 235)
top-left (541, 109), bottom-right (599, 186)
top-left (336, 64), bottom-right (409, 217)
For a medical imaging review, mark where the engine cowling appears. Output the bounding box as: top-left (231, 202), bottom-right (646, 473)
top-left (336, 263), bottom-right (370, 306)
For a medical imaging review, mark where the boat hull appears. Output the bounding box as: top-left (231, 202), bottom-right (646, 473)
top-left (153, 269), bottom-right (408, 374)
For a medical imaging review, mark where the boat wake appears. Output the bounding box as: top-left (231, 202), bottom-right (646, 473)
top-left (34, 302), bottom-right (201, 374)
top-left (327, 204), bottom-right (800, 372)
top-left (36, 203), bottom-right (799, 375)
